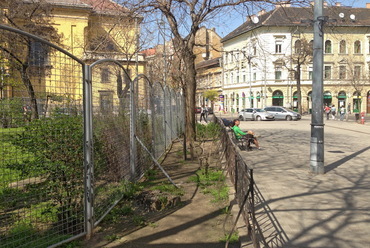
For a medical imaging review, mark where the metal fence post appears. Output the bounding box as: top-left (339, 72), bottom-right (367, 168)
top-left (83, 64), bottom-right (94, 239)
top-left (130, 76), bottom-right (137, 180)
top-left (163, 86), bottom-right (167, 151)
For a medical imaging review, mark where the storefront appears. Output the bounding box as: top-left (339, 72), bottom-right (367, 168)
top-left (272, 90), bottom-right (284, 106)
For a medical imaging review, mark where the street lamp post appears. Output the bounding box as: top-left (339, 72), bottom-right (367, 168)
top-left (310, 0), bottom-right (325, 174)
top-left (246, 55), bottom-right (253, 108)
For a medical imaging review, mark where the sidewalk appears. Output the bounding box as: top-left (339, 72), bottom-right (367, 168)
top-left (238, 116), bottom-right (370, 247)
top-left (83, 141), bottom-right (240, 248)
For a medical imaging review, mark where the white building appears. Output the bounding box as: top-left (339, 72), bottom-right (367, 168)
top-left (221, 2), bottom-right (370, 114)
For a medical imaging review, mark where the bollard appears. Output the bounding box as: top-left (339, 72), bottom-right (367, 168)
top-left (361, 112), bottom-right (365, 124)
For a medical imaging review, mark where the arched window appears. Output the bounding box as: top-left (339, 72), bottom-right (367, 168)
top-left (339, 40), bottom-right (346, 54)
top-left (354, 40), bottom-right (361, 54)
top-left (294, 40), bottom-right (302, 54)
top-left (325, 40), bottom-right (332, 53)
top-left (272, 90), bottom-right (284, 106)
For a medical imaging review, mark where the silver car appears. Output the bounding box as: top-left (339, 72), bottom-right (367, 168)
top-left (238, 108), bottom-right (275, 121)
top-left (264, 106), bottom-right (301, 121)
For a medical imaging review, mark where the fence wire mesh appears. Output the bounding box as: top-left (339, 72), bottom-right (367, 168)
top-left (0, 28), bottom-right (85, 247)
top-left (0, 25), bottom-right (184, 248)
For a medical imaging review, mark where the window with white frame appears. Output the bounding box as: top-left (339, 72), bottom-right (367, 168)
top-left (275, 64), bottom-right (282, 80)
top-left (354, 65), bottom-right (361, 79)
top-left (324, 65), bottom-right (331, 79)
top-left (275, 41), bottom-right (282, 54)
top-left (325, 40), bottom-right (332, 54)
top-left (339, 65), bottom-right (346, 79)
top-left (354, 40), bottom-right (361, 54)
top-left (308, 66), bottom-right (313, 80)
top-left (339, 40), bottom-right (346, 54)
top-left (230, 72), bottom-right (234, 84)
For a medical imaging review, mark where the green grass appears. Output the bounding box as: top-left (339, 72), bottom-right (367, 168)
top-left (149, 182), bottom-right (184, 196)
top-left (189, 168), bottom-right (228, 202)
top-left (219, 231), bottom-right (239, 243)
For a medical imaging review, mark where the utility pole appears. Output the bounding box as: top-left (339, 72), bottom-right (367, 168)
top-left (310, 0), bottom-right (325, 174)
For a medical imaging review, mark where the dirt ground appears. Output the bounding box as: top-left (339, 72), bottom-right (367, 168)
top-left (82, 140), bottom-right (239, 248)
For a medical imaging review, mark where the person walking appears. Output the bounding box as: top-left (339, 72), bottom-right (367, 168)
top-left (340, 106), bottom-right (345, 121)
top-left (331, 104), bottom-right (337, 120)
top-left (324, 105), bottom-right (331, 120)
top-left (200, 105), bottom-right (207, 123)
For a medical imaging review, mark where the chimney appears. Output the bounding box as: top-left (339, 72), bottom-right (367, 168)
top-left (367, 3), bottom-right (370, 8)
top-left (335, 2), bottom-right (341, 6)
top-left (258, 9), bottom-right (266, 16)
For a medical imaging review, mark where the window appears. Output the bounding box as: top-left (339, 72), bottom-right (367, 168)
top-left (324, 66), bottom-right (331, 79)
top-left (275, 42), bottom-right (282, 54)
top-left (99, 91), bottom-right (113, 114)
top-left (339, 65), bottom-right (346, 79)
top-left (29, 41), bottom-right (49, 66)
top-left (275, 64), bottom-right (282, 80)
top-left (354, 65), bottom-right (361, 79)
top-left (101, 68), bottom-right (109, 83)
top-left (294, 40), bottom-right (302, 54)
top-left (230, 52), bottom-right (233, 63)
top-left (354, 40), bottom-right (361, 54)
top-left (339, 40), bottom-right (346, 54)
top-left (253, 45), bottom-right (257, 56)
top-left (325, 40), bottom-right (332, 53)
top-left (253, 72), bottom-right (257, 81)
top-left (308, 66), bottom-right (313, 80)
top-left (230, 73), bottom-right (234, 84)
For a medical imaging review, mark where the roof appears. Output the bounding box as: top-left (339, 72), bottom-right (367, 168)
top-left (42, 0), bottom-right (91, 9)
top-left (222, 6), bottom-right (370, 42)
top-left (195, 57), bottom-right (221, 70)
top-left (79, 0), bottom-right (130, 15)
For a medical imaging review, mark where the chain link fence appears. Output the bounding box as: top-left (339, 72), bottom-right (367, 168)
top-left (0, 25), bottom-right (184, 247)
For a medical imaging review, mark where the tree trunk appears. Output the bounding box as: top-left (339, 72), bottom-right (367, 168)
top-left (296, 65), bottom-right (302, 114)
top-left (21, 65), bottom-right (39, 120)
top-left (183, 53), bottom-right (196, 160)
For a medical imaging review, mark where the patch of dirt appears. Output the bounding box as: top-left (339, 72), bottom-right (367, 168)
top-left (82, 140), bottom-right (239, 248)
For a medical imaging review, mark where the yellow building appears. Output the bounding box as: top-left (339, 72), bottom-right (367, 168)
top-left (0, 0), bottom-right (144, 116)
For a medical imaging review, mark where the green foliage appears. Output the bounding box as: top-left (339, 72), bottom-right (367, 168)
top-left (149, 182), bottom-right (184, 196)
top-left (188, 168), bottom-right (228, 202)
top-left (196, 122), bottom-right (221, 141)
top-left (203, 90), bottom-right (219, 102)
top-left (219, 231), bottom-right (239, 243)
top-left (105, 234), bottom-right (119, 242)
top-left (12, 114), bottom-right (85, 233)
top-left (132, 215), bottom-right (146, 226)
top-left (0, 98), bottom-right (26, 128)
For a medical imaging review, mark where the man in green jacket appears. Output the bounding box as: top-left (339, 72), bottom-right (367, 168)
top-left (231, 119), bottom-right (260, 149)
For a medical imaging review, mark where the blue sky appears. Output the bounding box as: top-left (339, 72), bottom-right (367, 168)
top-left (213, 0), bottom-right (370, 38)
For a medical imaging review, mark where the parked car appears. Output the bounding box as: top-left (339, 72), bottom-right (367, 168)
top-left (195, 107), bottom-right (202, 113)
top-left (264, 106), bottom-right (301, 121)
top-left (238, 108), bottom-right (275, 121)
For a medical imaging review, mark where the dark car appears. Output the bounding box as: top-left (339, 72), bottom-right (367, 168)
top-left (264, 106), bottom-right (301, 121)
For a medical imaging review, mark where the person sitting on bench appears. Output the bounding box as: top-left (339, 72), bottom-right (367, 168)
top-left (231, 119), bottom-right (261, 150)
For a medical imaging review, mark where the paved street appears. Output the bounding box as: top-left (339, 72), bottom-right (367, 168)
top-left (237, 116), bottom-right (370, 248)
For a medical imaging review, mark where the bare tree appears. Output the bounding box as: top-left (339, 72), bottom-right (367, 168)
top-left (118, 0), bottom-right (294, 159)
top-left (0, 0), bottom-right (62, 120)
top-left (286, 37), bottom-right (312, 114)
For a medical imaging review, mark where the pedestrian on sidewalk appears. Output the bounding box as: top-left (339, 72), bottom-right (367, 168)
top-left (331, 104), bottom-right (337, 120)
top-left (324, 105), bottom-right (331, 120)
top-left (200, 105), bottom-right (207, 123)
top-left (340, 106), bottom-right (345, 121)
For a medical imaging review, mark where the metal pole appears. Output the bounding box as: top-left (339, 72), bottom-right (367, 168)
top-left (310, 0), bottom-right (325, 174)
top-left (249, 56), bottom-right (252, 108)
top-left (83, 64), bottom-right (94, 238)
